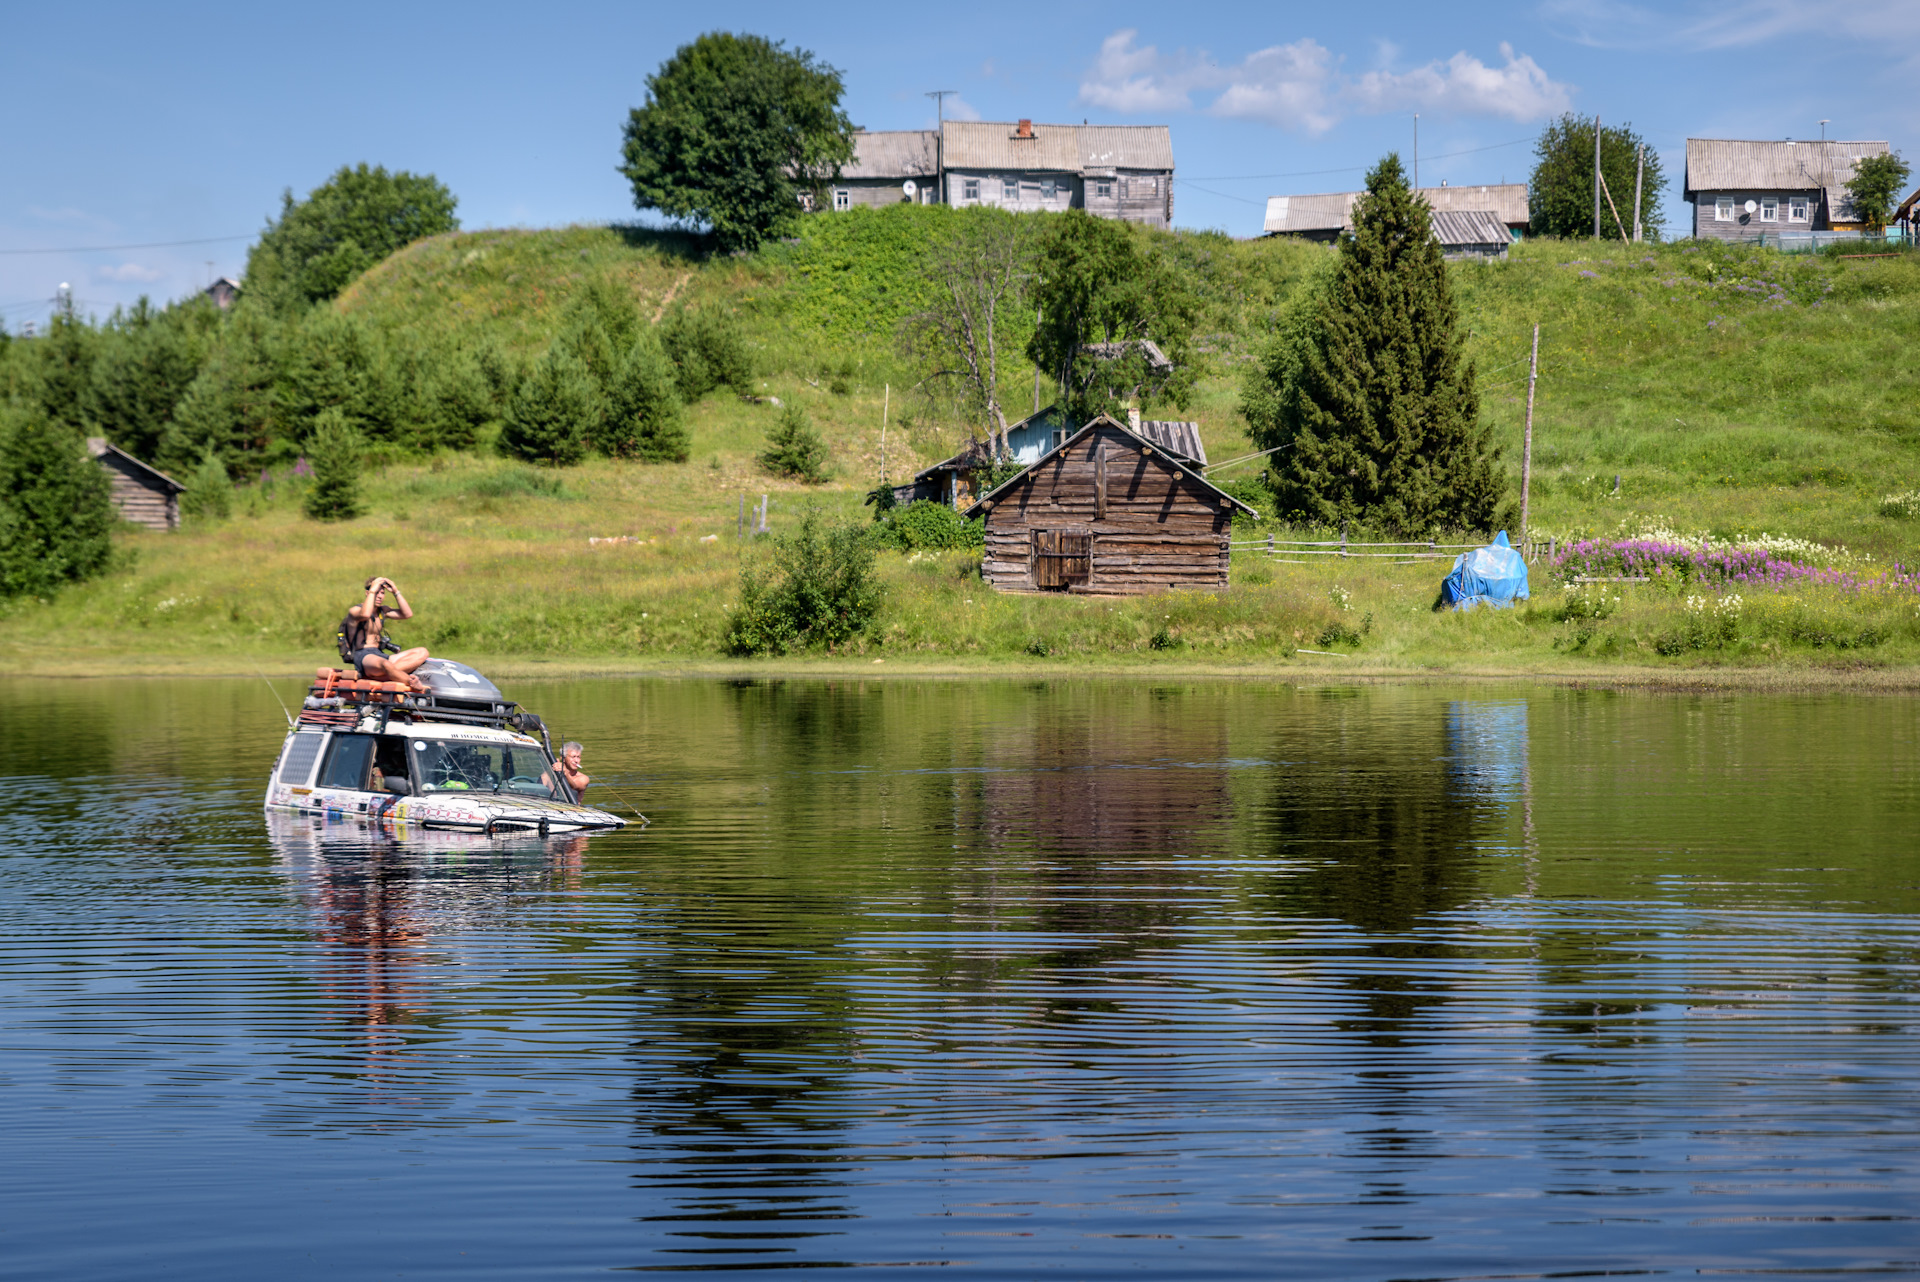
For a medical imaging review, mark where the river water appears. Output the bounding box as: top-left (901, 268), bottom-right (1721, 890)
top-left (2, 678), bottom-right (1917, 1279)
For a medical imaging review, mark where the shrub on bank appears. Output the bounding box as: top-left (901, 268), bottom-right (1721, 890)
top-left (876, 500), bottom-right (982, 551)
top-left (725, 509), bottom-right (883, 654)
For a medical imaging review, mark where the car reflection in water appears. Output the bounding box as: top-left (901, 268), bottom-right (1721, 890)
top-left (264, 812), bottom-right (594, 1070)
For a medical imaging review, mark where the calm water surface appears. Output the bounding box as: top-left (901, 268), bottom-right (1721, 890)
top-left (2, 678), bottom-right (1917, 1280)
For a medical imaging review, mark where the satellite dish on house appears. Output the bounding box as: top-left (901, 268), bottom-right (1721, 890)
top-left (902, 179), bottom-right (918, 197)
top-left (1744, 199), bottom-right (1758, 214)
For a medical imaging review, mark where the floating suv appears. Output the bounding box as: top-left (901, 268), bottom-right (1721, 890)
top-left (265, 659), bottom-right (626, 835)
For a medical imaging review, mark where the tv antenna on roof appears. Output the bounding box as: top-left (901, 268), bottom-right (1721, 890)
top-left (1820, 119), bottom-right (1830, 139)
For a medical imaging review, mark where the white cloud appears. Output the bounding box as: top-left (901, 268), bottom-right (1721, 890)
top-left (1350, 44), bottom-right (1573, 120)
top-left (1079, 29), bottom-right (1572, 133)
top-left (1541, 0), bottom-right (1920, 52)
top-left (942, 94), bottom-right (982, 123)
top-left (96, 263), bottom-right (164, 283)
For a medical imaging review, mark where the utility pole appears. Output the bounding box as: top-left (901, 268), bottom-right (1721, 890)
top-left (1593, 114), bottom-right (1603, 240)
top-left (1631, 144), bottom-right (1645, 243)
top-left (1521, 323), bottom-right (1540, 548)
top-left (927, 90), bottom-right (957, 205)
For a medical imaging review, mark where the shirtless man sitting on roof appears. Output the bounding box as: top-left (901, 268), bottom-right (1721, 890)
top-left (343, 576), bottom-right (430, 693)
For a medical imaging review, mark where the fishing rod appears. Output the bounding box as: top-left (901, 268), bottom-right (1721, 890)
top-left (252, 663), bottom-right (294, 727)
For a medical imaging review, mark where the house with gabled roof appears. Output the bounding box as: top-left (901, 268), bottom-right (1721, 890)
top-left (87, 437), bottom-right (183, 531)
top-left (1684, 138), bottom-right (1890, 240)
top-left (961, 414), bottom-right (1256, 596)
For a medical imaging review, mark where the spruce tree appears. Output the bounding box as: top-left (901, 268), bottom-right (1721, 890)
top-left (499, 349), bottom-right (593, 465)
top-left (604, 331), bottom-right (690, 462)
top-left (759, 403), bottom-right (829, 483)
top-left (1245, 154), bottom-right (1504, 534)
top-left (303, 408), bottom-right (365, 521)
top-left (179, 449), bottom-right (234, 521)
top-left (0, 410), bottom-right (115, 598)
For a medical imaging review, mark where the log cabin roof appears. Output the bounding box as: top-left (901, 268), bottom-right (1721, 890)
top-left (961, 414), bottom-right (1256, 520)
top-left (1134, 420), bottom-right (1207, 466)
top-left (86, 437), bottom-right (184, 493)
top-left (940, 122), bottom-right (1173, 174)
top-left (1428, 208), bottom-right (1514, 247)
top-left (1683, 138), bottom-right (1888, 198)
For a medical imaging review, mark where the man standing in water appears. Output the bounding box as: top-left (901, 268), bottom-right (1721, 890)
top-left (544, 741), bottom-right (590, 800)
top-left (341, 576), bottom-right (430, 692)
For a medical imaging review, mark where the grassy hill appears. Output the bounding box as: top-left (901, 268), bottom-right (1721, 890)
top-left (8, 207), bottom-right (1920, 677)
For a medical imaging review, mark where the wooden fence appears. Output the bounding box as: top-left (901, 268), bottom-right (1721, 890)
top-left (1228, 534), bottom-right (1562, 565)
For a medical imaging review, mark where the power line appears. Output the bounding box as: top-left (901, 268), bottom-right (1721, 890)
top-left (0, 233), bottom-right (254, 256)
top-left (1180, 136), bottom-right (1534, 183)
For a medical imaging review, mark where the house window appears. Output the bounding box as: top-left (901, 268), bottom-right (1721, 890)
top-left (1040, 178), bottom-right (1057, 200)
top-left (1789, 196), bottom-right (1810, 223)
top-left (1714, 197), bottom-right (1735, 221)
top-left (962, 178), bottom-right (980, 202)
top-left (1003, 176), bottom-right (1019, 200)
top-left (1141, 177), bottom-right (1158, 195)
top-left (833, 189), bottom-right (850, 212)
top-left (1760, 198), bottom-right (1778, 222)
top-left (1095, 180), bottom-right (1112, 199)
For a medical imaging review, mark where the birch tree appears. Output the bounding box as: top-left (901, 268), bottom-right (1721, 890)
top-left (904, 211), bottom-right (1038, 461)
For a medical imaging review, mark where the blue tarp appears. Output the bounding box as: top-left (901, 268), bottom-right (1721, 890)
top-left (1441, 530), bottom-right (1530, 611)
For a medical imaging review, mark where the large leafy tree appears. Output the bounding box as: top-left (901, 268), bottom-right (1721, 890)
top-left (1845, 152), bottom-right (1912, 229)
top-left (1529, 115), bottom-right (1664, 239)
top-left (1243, 154), bottom-right (1504, 534)
top-left (245, 163), bottom-right (459, 310)
top-left (621, 32), bottom-right (854, 254)
top-left (1027, 210), bottom-right (1198, 426)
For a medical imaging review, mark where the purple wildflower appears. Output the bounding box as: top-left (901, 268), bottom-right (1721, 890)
top-left (293, 457), bottom-right (313, 478)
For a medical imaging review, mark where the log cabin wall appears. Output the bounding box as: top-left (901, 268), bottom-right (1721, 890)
top-left (979, 421), bottom-right (1233, 595)
top-left (92, 447), bottom-right (181, 531)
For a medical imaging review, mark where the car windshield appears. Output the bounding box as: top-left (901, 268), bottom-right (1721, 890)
top-left (410, 739), bottom-right (559, 798)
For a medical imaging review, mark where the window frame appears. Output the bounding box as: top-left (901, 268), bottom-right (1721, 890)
top-left (1002, 176), bottom-right (1019, 200)
top-left (1714, 197), bottom-right (1735, 222)
top-left (1759, 197), bottom-right (1779, 223)
top-left (1788, 196), bottom-right (1810, 223)
top-left (962, 178), bottom-right (980, 202)
top-left (1095, 180), bottom-right (1112, 200)
top-left (832, 189), bottom-right (850, 212)
top-left (1039, 178), bottom-right (1057, 200)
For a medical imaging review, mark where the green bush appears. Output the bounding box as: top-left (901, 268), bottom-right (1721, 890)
top-left (724, 508), bottom-right (883, 655)
top-left (759, 403), bottom-right (830, 482)
top-left (0, 411), bottom-right (114, 598)
top-left (179, 449), bottom-right (233, 521)
top-left (877, 499), bottom-right (982, 550)
top-left (303, 409), bottom-right (364, 521)
top-left (661, 306), bottom-right (751, 401)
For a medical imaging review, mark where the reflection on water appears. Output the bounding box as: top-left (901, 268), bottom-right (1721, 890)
top-left (1, 678), bottom-right (1918, 1280)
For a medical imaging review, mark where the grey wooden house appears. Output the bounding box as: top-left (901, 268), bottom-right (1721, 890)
top-left (88, 437), bottom-right (183, 531)
top-left (961, 415), bottom-right (1255, 595)
top-left (1684, 139), bottom-right (1890, 240)
top-left (1264, 182), bottom-right (1530, 246)
top-left (822, 120), bottom-right (1175, 228)
top-left (893, 408), bottom-right (1210, 509)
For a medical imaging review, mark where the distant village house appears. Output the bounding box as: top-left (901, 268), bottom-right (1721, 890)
top-left (1263, 183), bottom-right (1530, 259)
top-left (1684, 139), bottom-right (1891, 241)
top-left (87, 438), bottom-right (183, 531)
top-left (206, 276), bottom-right (241, 309)
top-left (826, 120), bottom-right (1175, 228)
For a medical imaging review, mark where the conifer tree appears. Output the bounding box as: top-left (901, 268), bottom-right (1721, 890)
top-left (499, 349), bottom-right (593, 465)
top-left (303, 408), bottom-right (364, 521)
top-left (759, 403), bottom-right (829, 483)
top-left (179, 448), bottom-right (234, 521)
top-left (0, 410), bottom-right (114, 597)
top-left (604, 331), bottom-right (689, 462)
top-left (1244, 154), bottom-right (1504, 534)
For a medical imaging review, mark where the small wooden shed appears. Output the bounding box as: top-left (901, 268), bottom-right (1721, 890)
top-left (962, 415), bottom-right (1257, 595)
top-left (87, 438), bottom-right (183, 531)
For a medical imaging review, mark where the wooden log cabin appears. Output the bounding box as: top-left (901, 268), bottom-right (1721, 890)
top-left (962, 415), bottom-right (1257, 595)
top-left (86, 438), bottom-right (183, 531)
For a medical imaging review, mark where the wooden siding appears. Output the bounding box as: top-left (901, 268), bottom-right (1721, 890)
top-left (1691, 188), bottom-right (1823, 240)
top-left (99, 455), bottom-right (179, 530)
top-left (978, 423), bottom-right (1232, 595)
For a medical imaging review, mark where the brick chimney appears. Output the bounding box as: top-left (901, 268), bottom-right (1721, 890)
top-left (1016, 118), bottom-right (1033, 139)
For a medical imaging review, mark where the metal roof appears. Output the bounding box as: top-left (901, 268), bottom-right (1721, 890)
top-left (961, 414), bottom-right (1256, 521)
top-left (1684, 138), bottom-right (1888, 198)
top-left (1429, 209), bottom-right (1513, 247)
top-left (1264, 183), bottom-right (1529, 235)
top-left (842, 130), bottom-right (939, 180)
top-left (938, 122), bottom-right (1173, 175)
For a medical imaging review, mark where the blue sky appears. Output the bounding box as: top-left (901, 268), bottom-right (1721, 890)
top-left (3, 0), bottom-right (1914, 328)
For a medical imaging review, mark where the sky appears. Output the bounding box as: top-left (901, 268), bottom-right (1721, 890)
top-left (3, 0), bottom-right (1915, 329)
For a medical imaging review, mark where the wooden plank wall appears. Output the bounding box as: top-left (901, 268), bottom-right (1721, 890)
top-left (981, 423), bottom-right (1230, 595)
top-left (100, 457), bottom-right (178, 530)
